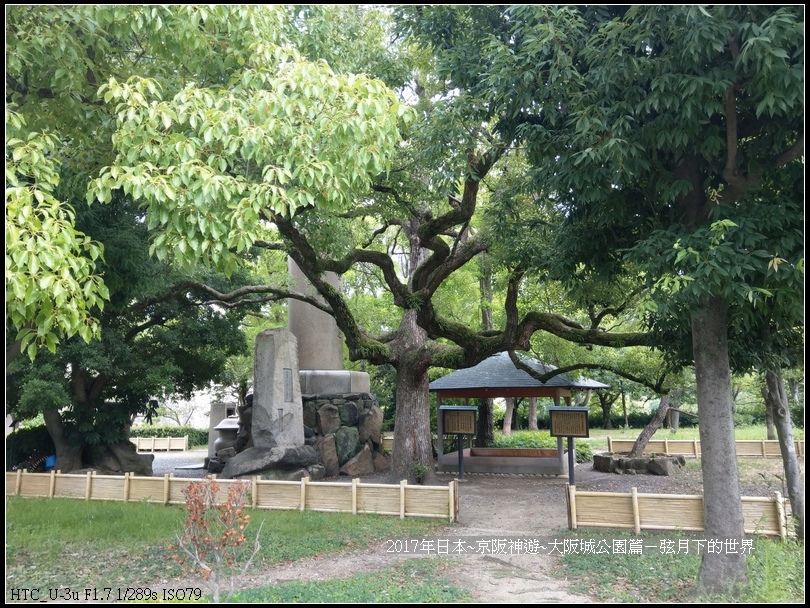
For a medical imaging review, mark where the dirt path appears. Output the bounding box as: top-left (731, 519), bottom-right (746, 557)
top-left (153, 453), bottom-right (596, 603)
top-left (151, 453), bottom-right (797, 603)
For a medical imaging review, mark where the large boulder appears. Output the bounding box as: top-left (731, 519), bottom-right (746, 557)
top-left (372, 450), bottom-right (390, 472)
top-left (219, 445), bottom-right (319, 479)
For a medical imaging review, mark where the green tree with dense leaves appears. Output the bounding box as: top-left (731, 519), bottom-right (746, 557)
top-left (396, 4), bottom-right (803, 593)
top-left (86, 5), bottom-right (656, 485)
top-left (5, 5), bottom-right (313, 471)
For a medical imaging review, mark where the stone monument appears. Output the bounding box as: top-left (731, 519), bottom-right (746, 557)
top-left (219, 328), bottom-right (318, 478)
top-left (218, 261), bottom-right (388, 479)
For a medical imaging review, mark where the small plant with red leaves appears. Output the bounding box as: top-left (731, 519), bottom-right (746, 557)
top-left (169, 478), bottom-right (262, 602)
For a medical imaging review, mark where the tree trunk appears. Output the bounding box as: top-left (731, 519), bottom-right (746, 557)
top-left (787, 378), bottom-right (800, 405)
top-left (764, 368), bottom-right (804, 540)
top-left (476, 255), bottom-right (495, 447)
top-left (475, 398), bottom-right (494, 447)
top-left (599, 392), bottom-right (615, 430)
top-left (387, 310), bottom-right (437, 485)
top-left (527, 397), bottom-right (538, 431)
top-left (620, 384), bottom-right (629, 428)
top-left (503, 398), bottom-right (514, 435)
top-left (670, 407), bottom-right (680, 433)
top-left (761, 385), bottom-right (776, 440)
top-left (692, 296), bottom-right (747, 595)
top-left (43, 408), bottom-right (83, 473)
top-left (628, 394), bottom-right (670, 457)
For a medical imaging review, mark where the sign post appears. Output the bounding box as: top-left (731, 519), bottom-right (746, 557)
top-left (548, 406), bottom-right (590, 485)
top-left (439, 406), bottom-right (477, 480)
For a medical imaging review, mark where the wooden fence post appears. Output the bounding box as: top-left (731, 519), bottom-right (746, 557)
top-left (631, 487), bottom-right (641, 535)
top-left (299, 477), bottom-right (308, 512)
top-left (85, 471), bottom-right (93, 501)
top-left (48, 470), bottom-right (57, 498)
top-left (163, 474), bottom-right (171, 505)
top-left (399, 480), bottom-right (407, 519)
top-left (774, 491), bottom-right (787, 539)
top-left (252, 477), bottom-right (258, 509)
top-left (568, 485), bottom-right (577, 530)
top-left (693, 439), bottom-right (700, 458)
top-left (352, 478), bottom-right (359, 515)
top-left (607, 437), bottom-right (613, 453)
top-left (448, 480), bottom-right (455, 523)
top-left (123, 472), bottom-right (131, 502)
top-left (15, 469), bottom-right (22, 496)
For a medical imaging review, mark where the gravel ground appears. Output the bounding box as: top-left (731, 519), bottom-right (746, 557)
top-left (149, 449), bottom-right (209, 478)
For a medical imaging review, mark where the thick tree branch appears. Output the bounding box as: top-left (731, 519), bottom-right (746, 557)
top-left (507, 351), bottom-right (669, 394)
top-left (323, 249), bottom-right (410, 308)
top-left (423, 235), bottom-right (489, 296)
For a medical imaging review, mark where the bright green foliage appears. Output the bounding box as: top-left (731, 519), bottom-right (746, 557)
top-left (6, 110), bottom-right (109, 359)
top-left (89, 46), bottom-right (411, 275)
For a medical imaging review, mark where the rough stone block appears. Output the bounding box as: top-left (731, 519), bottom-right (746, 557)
top-left (317, 403), bottom-right (341, 436)
top-left (358, 405), bottom-right (383, 445)
top-left (318, 434), bottom-right (340, 477)
top-left (338, 401), bottom-right (359, 426)
top-left (340, 445), bottom-right (374, 476)
top-left (372, 451), bottom-right (389, 472)
top-left (335, 426), bottom-right (360, 466)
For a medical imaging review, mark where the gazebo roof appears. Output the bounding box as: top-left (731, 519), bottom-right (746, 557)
top-left (429, 352), bottom-right (609, 398)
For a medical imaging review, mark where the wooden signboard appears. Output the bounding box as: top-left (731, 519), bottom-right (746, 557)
top-left (440, 406), bottom-right (477, 435)
top-left (548, 406), bottom-right (590, 438)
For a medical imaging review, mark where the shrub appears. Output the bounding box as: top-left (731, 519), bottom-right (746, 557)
top-left (488, 430), bottom-right (592, 463)
top-left (6, 425), bottom-right (55, 470)
top-left (170, 478), bottom-right (262, 603)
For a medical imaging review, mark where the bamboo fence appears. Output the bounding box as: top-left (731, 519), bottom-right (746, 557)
top-left (129, 436), bottom-right (189, 452)
top-left (567, 484), bottom-right (791, 539)
top-left (5, 470), bottom-right (458, 522)
top-left (605, 437), bottom-right (804, 459)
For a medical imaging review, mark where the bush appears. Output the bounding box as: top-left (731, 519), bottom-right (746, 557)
top-left (488, 430), bottom-right (592, 463)
top-left (129, 425), bottom-right (209, 447)
top-left (6, 425), bottom-right (55, 470)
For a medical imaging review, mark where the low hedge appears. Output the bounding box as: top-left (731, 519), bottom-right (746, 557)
top-left (488, 430), bottom-right (593, 463)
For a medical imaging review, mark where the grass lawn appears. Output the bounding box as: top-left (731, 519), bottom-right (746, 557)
top-left (5, 497), bottom-right (466, 603)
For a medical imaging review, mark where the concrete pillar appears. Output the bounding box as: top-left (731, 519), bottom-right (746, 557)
top-left (287, 258), bottom-right (344, 371)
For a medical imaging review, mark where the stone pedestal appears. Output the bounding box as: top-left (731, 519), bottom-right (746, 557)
top-left (299, 370), bottom-right (371, 394)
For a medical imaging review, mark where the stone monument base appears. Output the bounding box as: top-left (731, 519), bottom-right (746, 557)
top-left (299, 370), bottom-right (370, 394)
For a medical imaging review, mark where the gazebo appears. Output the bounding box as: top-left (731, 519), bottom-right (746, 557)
top-left (429, 352), bottom-right (609, 475)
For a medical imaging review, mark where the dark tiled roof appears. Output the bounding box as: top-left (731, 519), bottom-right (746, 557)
top-left (429, 352), bottom-right (610, 391)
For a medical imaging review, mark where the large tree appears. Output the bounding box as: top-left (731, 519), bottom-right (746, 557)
top-left (396, 5), bottom-right (803, 593)
top-left (5, 6), bottom-right (312, 471)
top-left (89, 7), bottom-right (657, 485)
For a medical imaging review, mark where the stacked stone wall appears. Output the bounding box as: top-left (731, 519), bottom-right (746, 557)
top-left (303, 392), bottom-right (387, 478)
